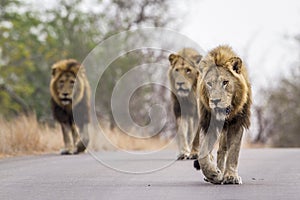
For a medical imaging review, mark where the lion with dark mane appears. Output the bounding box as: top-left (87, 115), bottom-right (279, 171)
top-left (168, 48), bottom-right (202, 160)
top-left (50, 59), bottom-right (91, 155)
top-left (194, 45), bottom-right (252, 184)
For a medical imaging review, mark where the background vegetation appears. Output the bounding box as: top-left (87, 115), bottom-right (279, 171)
top-left (0, 0), bottom-right (174, 119)
top-left (252, 64), bottom-right (300, 147)
top-left (0, 0), bottom-right (177, 156)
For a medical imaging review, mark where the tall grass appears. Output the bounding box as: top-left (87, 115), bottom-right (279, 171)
top-left (90, 125), bottom-right (173, 152)
top-left (0, 114), bottom-right (174, 158)
top-left (0, 114), bottom-right (62, 157)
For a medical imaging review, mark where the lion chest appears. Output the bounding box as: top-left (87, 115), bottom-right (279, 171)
top-left (51, 99), bottom-right (74, 124)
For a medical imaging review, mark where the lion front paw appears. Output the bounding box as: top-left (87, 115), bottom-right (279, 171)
top-left (177, 153), bottom-right (189, 160)
top-left (60, 149), bottom-right (73, 155)
top-left (223, 175), bottom-right (242, 184)
top-left (199, 157), bottom-right (223, 184)
top-left (202, 169), bottom-right (223, 184)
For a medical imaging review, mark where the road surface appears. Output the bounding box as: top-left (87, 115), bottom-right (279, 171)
top-left (0, 149), bottom-right (299, 200)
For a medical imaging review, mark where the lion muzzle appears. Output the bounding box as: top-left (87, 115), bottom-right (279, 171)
top-left (60, 98), bottom-right (72, 106)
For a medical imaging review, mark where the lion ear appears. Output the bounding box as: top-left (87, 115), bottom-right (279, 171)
top-left (168, 54), bottom-right (178, 67)
top-left (228, 57), bottom-right (242, 74)
top-left (192, 54), bottom-right (202, 65)
top-left (198, 60), bottom-right (206, 73)
top-left (52, 68), bottom-right (56, 76)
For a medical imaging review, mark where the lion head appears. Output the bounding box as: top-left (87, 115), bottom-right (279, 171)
top-left (50, 59), bottom-right (86, 109)
top-left (168, 48), bottom-right (202, 98)
top-left (199, 45), bottom-right (251, 122)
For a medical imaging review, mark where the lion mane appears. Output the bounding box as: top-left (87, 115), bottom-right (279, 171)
top-left (199, 45), bottom-right (251, 132)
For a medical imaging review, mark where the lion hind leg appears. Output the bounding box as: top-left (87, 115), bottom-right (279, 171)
top-left (74, 124), bottom-right (89, 154)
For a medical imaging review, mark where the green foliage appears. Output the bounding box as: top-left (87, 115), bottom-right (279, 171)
top-left (0, 0), bottom-right (39, 116)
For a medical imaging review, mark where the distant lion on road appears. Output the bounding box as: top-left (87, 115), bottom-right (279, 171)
top-left (50, 59), bottom-right (91, 155)
top-left (168, 48), bottom-right (203, 160)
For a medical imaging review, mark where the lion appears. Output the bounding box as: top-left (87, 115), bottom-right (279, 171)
top-left (194, 45), bottom-right (252, 184)
top-left (50, 59), bottom-right (91, 155)
top-left (168, 48), bottom-right (203, 160)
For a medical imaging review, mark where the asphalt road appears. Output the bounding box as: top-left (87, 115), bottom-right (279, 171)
top-left (0, 149), bottom-right (299, 200)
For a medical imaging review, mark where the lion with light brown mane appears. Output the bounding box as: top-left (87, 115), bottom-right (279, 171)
top-left (168, 48), bottom-right (202, 160)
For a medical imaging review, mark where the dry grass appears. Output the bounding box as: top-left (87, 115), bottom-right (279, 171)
top-left (0, 114), bottom-right (63, 158)
top-left (0, 114), bottom-right (174, 158)
top-left (89, 124), bottom-right (174, 152)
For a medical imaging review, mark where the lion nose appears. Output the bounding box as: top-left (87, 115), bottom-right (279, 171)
top-left (62, 93), bottom-right (68, 97)
top-left (211, 99), bottom-right (221, 106)
top-left (176, 82), bottom-right (184, 87)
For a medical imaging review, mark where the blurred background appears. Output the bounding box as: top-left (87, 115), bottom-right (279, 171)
top-left (1, 0), bottom-right (300, 157)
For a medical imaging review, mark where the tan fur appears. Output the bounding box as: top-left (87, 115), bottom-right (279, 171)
top-left (50, 59), bottom-right (91, 155)
top-left (196, 45), bottom-right (252, 184)
top-left (168, 48), bottom-right (202, 160)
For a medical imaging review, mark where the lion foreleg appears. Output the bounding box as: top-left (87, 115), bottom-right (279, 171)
top-left (223, 126), bottom-right (243, 184)
top-left (217, 131), bottom-right (227, 174)
top-left (177, 117), bottom-right (190, 160)
top-left (60, 123), bottom-right (74, 155)
top-left (198, 129), bottom-right (223, 184)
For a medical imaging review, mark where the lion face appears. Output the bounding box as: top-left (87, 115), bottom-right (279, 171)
top-left (202, 67), bottom-right (236, 121)
top-left (50, 59), bottom-right (86, 108)
top-left (168, 49), bottom-right (202, 98)
top-left (55, 72), bottom-right (76, 106)
top-left (199, 51), bottom-right (248, 122)
top-left (171, 58), bottom-right (199, 97)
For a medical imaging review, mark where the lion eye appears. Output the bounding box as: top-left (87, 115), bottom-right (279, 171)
top-left (186, 68), bottom-right (191, 74)
top-left (175, 68), bottom-right (179, 72)
top-left (223, 80), bottom-right (229, 86)
top-left (70, 80), bottom-right (75, 85)
top-left (207, 82), bottom-right (212, 87)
